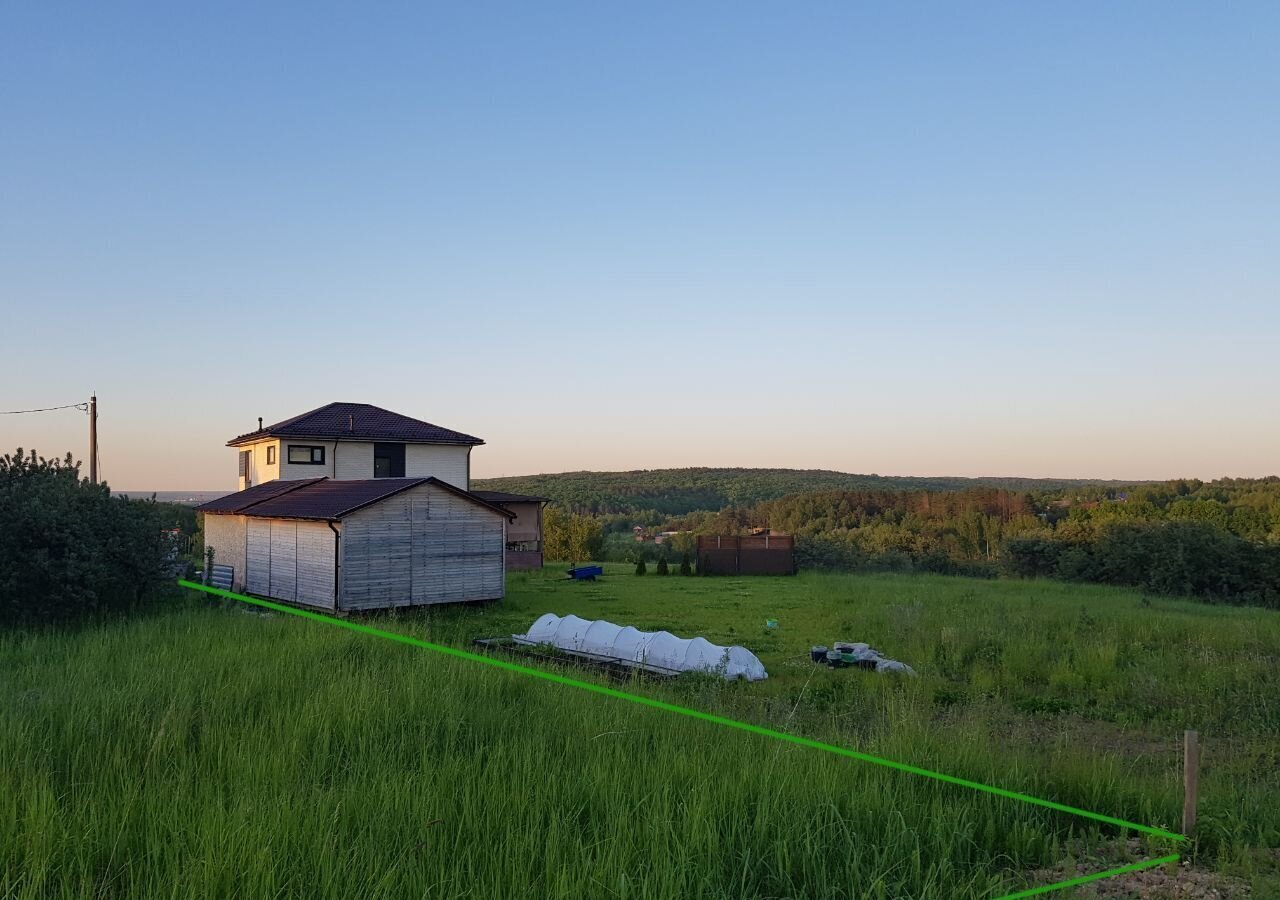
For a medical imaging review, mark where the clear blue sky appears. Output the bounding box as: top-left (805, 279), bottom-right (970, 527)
top-left (2, 2), bottom-right (1277, 489)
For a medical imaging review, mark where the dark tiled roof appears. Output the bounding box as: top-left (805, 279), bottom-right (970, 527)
top-left (228, 402), bottom-right (484, 447)
top-left (471, 490), bottom-right (550, 504)
top-left (198, 477), bottom-right (515, 521)
top-left (195, 477), bottom-right (324, 513)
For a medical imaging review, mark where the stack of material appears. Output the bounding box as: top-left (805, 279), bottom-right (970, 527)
top-left (513, 613), bottom-right (768, 681)
top-left (811, 641), bottom-right (916, 675)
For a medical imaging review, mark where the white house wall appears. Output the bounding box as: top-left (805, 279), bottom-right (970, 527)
top-left (203, 514), bottom-right (247, 591)
top-left (404, 444), bottom-right (469, 488)
top-left (237, 440), bottom-right (282, 491)
top-left (340, 483), bottom-right (505, 610)
top-left (265, 439), bottom-right (469, 487)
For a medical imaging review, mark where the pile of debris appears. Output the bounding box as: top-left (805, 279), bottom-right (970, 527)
top-left (810, 641), bottom-right (916, 675)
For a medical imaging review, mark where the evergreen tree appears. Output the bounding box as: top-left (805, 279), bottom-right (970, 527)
top-left (635, 556), bottom-right (647, 576)
top-left (679, 552), bottom-right (692, 576)
top-left (656, 555), bottom-right (669, 576)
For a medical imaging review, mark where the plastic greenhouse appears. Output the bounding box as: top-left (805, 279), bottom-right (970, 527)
top-left (512, 613), bottom-right (768, 681)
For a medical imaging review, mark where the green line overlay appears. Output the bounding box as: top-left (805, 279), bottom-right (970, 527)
top-left (998, 854), bottom-right (1181, 898)
top-left (179, 579), bottom-right (1186, 896)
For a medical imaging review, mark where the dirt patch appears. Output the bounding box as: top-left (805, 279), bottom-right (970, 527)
top-left (1028, 848), bottom-right (1252, 898)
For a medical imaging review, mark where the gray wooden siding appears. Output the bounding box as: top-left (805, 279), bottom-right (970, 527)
top-left (340, 483), bottom-right (505, 610)
top-left (295, 521), bottom-right (336, 608)
top-left (245, 519), bottom-right (271, 595)
top-left (269, 520), bottom-right (298, 601)
top-left (242, 518), bottom-right (335, 608)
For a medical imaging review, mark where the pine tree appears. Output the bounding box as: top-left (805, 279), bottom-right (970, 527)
top-left (656, 555), bottom-right (669, 576)
top-left (635, 556), bottom-right (647, 576)
top-left (679, 552), bottom-right (692, 576)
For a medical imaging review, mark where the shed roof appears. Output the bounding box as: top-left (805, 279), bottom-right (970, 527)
top-left (197, 477), bottom-right (514, 521)
top-left (196, 477), bottom-right (324, 513)
top-left (471, 489), bottom-right (550, 504)
top-left (227, 402), bottom-right (484, 447)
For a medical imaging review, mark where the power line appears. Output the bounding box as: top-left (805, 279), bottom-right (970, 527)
top-left (0, 402), bottom-right (89, 415)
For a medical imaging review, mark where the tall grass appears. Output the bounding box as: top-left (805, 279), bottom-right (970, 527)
top-left (3, 569), bottom-right (1277, 897)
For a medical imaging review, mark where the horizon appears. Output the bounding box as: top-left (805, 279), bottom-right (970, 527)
top-left (3, 3), bottom-right (1277, 489)
top-left (108, 463), bottom-right (1274, 497)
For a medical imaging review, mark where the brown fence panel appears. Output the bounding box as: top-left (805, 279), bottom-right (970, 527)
top-left (698, 548), bottom-right (740, 575)
top-left (738, 550), bottom-right (795, 575)
top-left (696, 535), bottom-right (795, 575)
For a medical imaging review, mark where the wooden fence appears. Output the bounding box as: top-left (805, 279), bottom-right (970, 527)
top-left (696, 534), bottom-right (796, 576)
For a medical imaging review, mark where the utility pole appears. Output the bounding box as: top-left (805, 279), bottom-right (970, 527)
top-left (89, 394), bottom-right (98, 484)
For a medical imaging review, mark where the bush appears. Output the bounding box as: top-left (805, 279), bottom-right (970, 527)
top-left (1, 448), bottom-right (174, 625)
top-left (679, 552), bottom-right (692, 576)
top-left (635, 557), bottom-right (647, 576)
top-left (656, 556), bottom-right (669, 576)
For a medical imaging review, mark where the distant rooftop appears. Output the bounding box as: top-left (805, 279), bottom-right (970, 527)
top-left (227, 402), bottom-right (484, 447)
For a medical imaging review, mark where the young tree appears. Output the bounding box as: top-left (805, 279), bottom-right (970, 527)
top-left (656, 554), bottom-right (669, 576)
top-left (679, 552), bottom-right (692, 576)
top-left (635, 556), bottom-right (647, 576)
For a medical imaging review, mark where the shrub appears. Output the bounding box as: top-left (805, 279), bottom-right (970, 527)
top-left (1, 448), bottom-right (173, 624)
top-left (679, 552), bottom-right (692, 576)
top-left (656, 556), bottom-right (669, 576)
top-left (635, 557), bottom-right (647, 576)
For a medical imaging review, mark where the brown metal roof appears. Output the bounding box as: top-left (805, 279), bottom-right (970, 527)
top-left (198, 477), bottom-right (515, 521)
top-left (227, 402), bottom-right (484, 447)
top-left (195, 477), bottom-right (324, 513)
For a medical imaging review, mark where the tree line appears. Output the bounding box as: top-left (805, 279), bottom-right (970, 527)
top-left (542, 476), bottom-right (1280, 607)
top-left (473, 467), bottom-right (1131, 519)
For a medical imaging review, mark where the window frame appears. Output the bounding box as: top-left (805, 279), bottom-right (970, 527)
top-left (266, 445), bottom-right (276, 465)
top-left (372, 442), bottom-right (406, 478)
top-left (287, 444), bottom-right (326, 465)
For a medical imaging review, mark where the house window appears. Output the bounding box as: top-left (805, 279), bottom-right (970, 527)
top-left (238, 450), bottom-right (250, 478)
top-left (266, 445), bottom-right (276, 465)
top-left (373, 443), bottom-right (405, 478)
top-left (287, 445), bottom-right (326, 465)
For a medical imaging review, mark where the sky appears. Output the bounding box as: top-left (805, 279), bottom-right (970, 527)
top-left (1, 2), bottom-right (1277, 490)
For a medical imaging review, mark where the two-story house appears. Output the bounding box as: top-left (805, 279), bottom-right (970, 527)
top-left (198, 402), bottom-right (546, 610)
top-left (228, 402), bottom-right (482, 491)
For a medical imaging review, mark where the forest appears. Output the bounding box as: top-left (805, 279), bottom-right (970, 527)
top-left (472, 467), bottom-right (1133, 520)
top-left (517, 469), bottom-right (1280, 608)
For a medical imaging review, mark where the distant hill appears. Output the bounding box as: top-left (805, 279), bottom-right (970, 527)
top-left (471, 468), bottom-right (1142, 517)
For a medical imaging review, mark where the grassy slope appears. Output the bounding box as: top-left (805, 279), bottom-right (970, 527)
top-left (3, 571), bottom-right (1277, 898)
top-left (471, 467), bottom-right (1140, 515)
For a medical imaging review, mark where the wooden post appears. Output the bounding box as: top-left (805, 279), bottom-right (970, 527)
top-left (88, 394), bottom-right (98, 484)
top-left (1183, 730), bottom-right (1199, 835)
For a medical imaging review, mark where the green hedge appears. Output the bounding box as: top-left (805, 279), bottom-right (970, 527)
top-left (1, 449), bottom-right (174, 625)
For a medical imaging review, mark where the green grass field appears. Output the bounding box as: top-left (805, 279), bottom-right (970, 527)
top-left (3, 568), bottom-right (1278, 898)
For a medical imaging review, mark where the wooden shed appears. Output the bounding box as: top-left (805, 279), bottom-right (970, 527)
top-left (471, 490), bottom-right (549, 570)
top-left (198, 477), bottom-right (515, 611)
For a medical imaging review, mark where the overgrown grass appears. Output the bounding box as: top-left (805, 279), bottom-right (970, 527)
top-left (3, 569), bottom-right (1277, 897)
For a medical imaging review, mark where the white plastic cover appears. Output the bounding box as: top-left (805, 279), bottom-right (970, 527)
top-left (514, 613), bottom-right (768, 681)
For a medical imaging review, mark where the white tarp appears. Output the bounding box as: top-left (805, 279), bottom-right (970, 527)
top-left (514, 613), bottom-right (768, 681)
